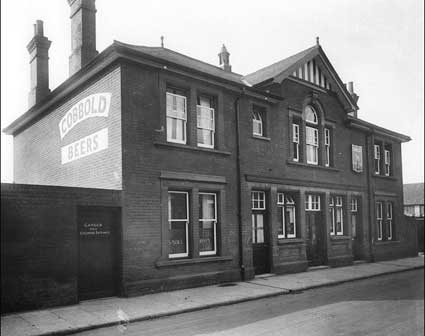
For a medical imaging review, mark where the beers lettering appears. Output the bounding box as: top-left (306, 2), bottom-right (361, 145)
top-left (59, 93), bottom-right (111, 139)
top-left (61, 128), bottom-right (108, 164)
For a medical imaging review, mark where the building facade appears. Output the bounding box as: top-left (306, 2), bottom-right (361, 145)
top-left (2, 0), bottom-right (416, 312)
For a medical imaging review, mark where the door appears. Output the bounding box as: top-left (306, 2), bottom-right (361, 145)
top-left (306, 211), bottom-right (325, 266)
top-left (351, 211), bottom-right (362, 259)
top-left (78, 207), bottom-right (118, 300)
top-left (252, 211), bottom-right (270, 274)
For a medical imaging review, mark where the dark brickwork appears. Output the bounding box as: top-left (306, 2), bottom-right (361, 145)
top-left (1, 183), bottom-right (121, 313)
top-left (14, 65), bottom-right (122, 190)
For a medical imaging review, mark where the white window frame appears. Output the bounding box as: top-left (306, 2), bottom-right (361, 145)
top-left (252, 109), bottom-right (263, 137)
top-left (351, 198), bottom-right (358, 212)
top-left (305, 106), bottom-right (318, 124)
top-left (166, 92), bottom-right (187, 144)
top-left (197, 104), bottom-right (215, 149)
top-left (335, 196), bottom-right (344, 235)
top-left (387, 202), bottom-right (393, 240)
top-left (374, 144), bottom-right (381, 175)
top-left (199, 192), bottom-right (217, 256)
top-left (306, 194), bottom-right (321, 211)
top-left (251, 191), bottom-right (266, 210)
top-left (168, 191), bottom-right (189, 259)
top-left (306, 126), bottom-right (319, 165)
top-left (324, 128), bottom-right (330, 167)
top-left (376, 202), bottom-right (383, 241)
top-left (277, 193), bottom-right (296, 239)
top-left (384, 150), bottom-right (391, 176)
top-left (352, 145), bottom-right (363, 173)
top-left (329, 196), bottom-right (335, 235)
top-left (292, 124), bottom-right (300, 162)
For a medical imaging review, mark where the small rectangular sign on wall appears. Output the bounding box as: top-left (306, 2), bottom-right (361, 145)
top-left (61, 128), bottom-right (108, 164)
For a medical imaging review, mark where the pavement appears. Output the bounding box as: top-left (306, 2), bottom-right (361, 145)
top-left (1, 256), bottom-right (424, 336)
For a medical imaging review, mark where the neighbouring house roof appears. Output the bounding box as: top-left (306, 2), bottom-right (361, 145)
top-left (404, 183), bottom-right (424, 205)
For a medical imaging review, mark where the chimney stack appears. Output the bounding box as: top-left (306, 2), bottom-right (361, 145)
top-left (347, 81), bottom-right (359, 104)
top-left (27, 20), bottom-right (51, 108)
top-left (218, 44), bottom-right (231, 72)
top-left (67, 0), bottom-right (98, 76)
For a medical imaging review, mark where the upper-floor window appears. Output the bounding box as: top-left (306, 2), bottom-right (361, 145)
top-left (352, 145), bottom-right (363, 173)
top-left (374, 144), bottom-right (381, 175)
top-left (305, 194), bottom-right (321, 211)
top-left (197, 96), bottom-right (215, 148)
top-left (166, 91), bottom-right (187, 144)
top-left (292, 124), bottom-right (300, 162)
top-left (305, 105), bottom-right (319, 165)
top-left (324, 128), bottom-right (331, 167)
top-left (252, 105), bottom-right (265, 137)
top-left (277, 193), bottom-right (296, 238)
top-left (384, 149), bottom-right (391, 176)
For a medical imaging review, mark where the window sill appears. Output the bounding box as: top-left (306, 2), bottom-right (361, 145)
top-left (155, 255), bottom-right (233, 268)
top-left (277, 238), bottom-right (305, 245)
top-left (154, 141), bottom-right (231, 156)
top-left (252, 135), bottom-right (271, 142)
top-left (375, 240), bottom-right (400, 245)
top-left (330, 235), bottom-right (351, 241)
top-left (372, 174), bottom-right (397, 181)
top-left (287, 160), bottom-right (339, 171)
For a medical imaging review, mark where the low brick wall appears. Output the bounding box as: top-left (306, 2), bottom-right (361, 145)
top-left (1, 183), bottom-right (121, 313)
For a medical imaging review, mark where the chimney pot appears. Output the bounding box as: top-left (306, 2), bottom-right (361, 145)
top-left (348, 81), bottom-right (354, 94)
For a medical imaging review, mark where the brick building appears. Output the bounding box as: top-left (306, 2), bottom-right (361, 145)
top-left (2, 0), bottom-right (416, 313)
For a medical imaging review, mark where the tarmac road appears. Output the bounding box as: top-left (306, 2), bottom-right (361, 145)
top-left (74, 269), bottom-right (424, 336)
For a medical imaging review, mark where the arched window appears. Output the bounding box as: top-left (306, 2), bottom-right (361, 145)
top-left (305, 105), bottom-right (318, 124)
top-left (305, 105), bottom-right (319, 164)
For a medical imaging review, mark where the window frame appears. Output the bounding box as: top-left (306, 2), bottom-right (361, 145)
top-left (352, 144), bottom-right (363, 173)
top-left (335, 196), bottom-right (344, 235)
top-left (306, 194), bottom-right (321, 211)
top-left (324, 128), bottom-right (331, 167)
top-left (166, 92), bottom-right (187, 144)
top-left (168, 191), bottom-right (190, 259)
top-left (196, 96), bottom-right (215, 149)
top-left (376, 202), bottom-right (383, 241)
top-left (277, 193), bottom-right (297, 239)
top-left (292, 123), bottom-right (300, 162)
top-left (374, 144), bottom-right (381, 175)
top-left (251, 191), bottom-right (266, 210)
top-left (306, 126), bottom-right (319, 165)
top-left (384, 149), bottom-right (391, 176)
top-left (199, 192), bottom-right (218, 256)
top-left (252, 107), bottom-right (264, 137)
top-left (386, 202), bottom-right (393, 241)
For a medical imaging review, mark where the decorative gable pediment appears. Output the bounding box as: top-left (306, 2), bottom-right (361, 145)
top-left (291, 58), bottom-right (331, 91)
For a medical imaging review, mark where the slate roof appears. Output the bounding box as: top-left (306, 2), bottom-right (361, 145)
top-left (242, 45), bottom-right (317, 86)
top-left (115, 41), bottom-right (244, 84)
top-left (403, 183), bottom-right (424, 205)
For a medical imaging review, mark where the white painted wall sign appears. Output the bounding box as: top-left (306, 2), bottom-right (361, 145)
top-left (59, 93), bottom-right (111, 139)
top-left (61, 128), bottom-right (108, 164)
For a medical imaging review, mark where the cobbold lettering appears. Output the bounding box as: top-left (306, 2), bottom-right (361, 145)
top-left (59, 93), bottom-right (111, 139)
top-left (61, 128), bottom-right (108, 164)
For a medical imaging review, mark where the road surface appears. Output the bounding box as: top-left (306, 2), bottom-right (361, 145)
top-left (75, 269), bottom-right (424, 336)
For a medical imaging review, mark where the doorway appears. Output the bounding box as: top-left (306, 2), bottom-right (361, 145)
top-left (252, 211), bottom-right (270, 274)
top-left (306, 211), bottom-right (326, 266)
top-left (78, 207), bottom-right (119, 300)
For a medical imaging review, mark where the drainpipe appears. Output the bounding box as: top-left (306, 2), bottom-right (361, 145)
top-left (366, 132), bottom-right (374, 261)
top-left (234, 89), bottom-right (245, 279)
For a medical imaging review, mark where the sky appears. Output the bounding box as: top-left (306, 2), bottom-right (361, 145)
top-left (1, 0), bottom-right (423, 183)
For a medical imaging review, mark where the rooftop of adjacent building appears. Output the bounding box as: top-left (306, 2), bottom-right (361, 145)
top-left (404, 183), bottom-right (424, 205)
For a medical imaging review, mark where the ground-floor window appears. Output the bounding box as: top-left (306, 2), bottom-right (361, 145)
top-left (351, 198), bottom-right (358, 238)
top-left (386, 202), bottom-right (393, 241)
top-left (329, 196), bottom-right (344, 235)
top-left (168, 191), bottom-right (189, 258)
top-left (199, 193), bottom-right (217, 255)
top-left (376, 202), bottom-right (383, 241)
top-left (277, 193), bottom-right (296, 238)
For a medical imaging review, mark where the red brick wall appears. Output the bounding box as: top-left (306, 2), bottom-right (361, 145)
top-left (1, 183), bottom-right (121, 313)
top-left (13, 65), bottom-right (122, 190)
